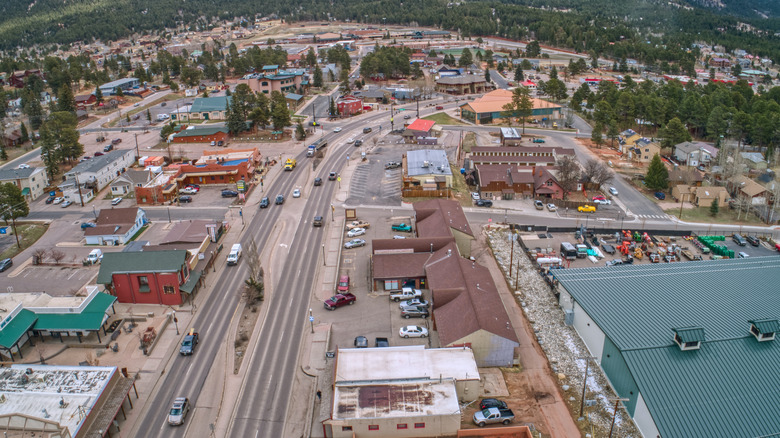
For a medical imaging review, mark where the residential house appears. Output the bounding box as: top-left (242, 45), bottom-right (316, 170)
top-left (740, 152), bottom-right (768, 171)
top-left (434, 75), bottom-right (488, 95)
top-left (618, 129), bottom-right (641, 148)
top-left (533, 166), bottom-right (564, 199)
top-left (97, 250), bottom-right (196, 305)
top-left (459, 89), bottom-right (561, 125)
top-left (8, 70), bottom-right (43, 88)
top-left (692, 186), bottom-right (728, 207)
top-left (64, 149), bottom-right (135, 192)
top-left (0, 167), bottom-right (49, 201)
top-left (475, 164), bottom-right (535, 199)
top-left (84, 207), bottom-right (148, 245)
top-left (668, 168), bottom-right (704, 187)
top-left (74, 94), bottom-right (97, 110)
top-left (630, 140), bottom-right (661, 163)
top-left (170, 126), bottom-right (229, 144)
top-left (403, 149), bottom-right (451, 196)
top-left (110, 169), bottom-right (154, 196)
top-left (402, 119), bottom-right (436, 144)
top-left (709, 57), bottom-right (731, 69)
top-left (2, 130), bottom-right (22, 148)
top-left (729, 175), bottom-right (768, 204)
top-left (674, 141), bottom-right (718, 166)
top-left (671, 184), bottom-right (693, 203)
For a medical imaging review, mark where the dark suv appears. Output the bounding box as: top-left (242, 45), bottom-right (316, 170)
top-left (401, 306), bottom-right (429, 319)
top-left (362, 127), bottom-right (372, 134)
top-left (259, 197), bottom-right (269, 208)
top-left (275, 194), bottom-right (285, 205)
top-left (314, 177), bottom-right (322, 186)
top-left (745, 235), bottom-right (760, 247)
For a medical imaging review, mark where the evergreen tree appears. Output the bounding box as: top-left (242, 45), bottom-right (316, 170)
top-left (0, 146), bottom-right (7, 161)
top-left (160, 123), bottom-right (176, 141)
top-left (592, 122), bottom-right (604, 147)
top-left (514, 65), bottom-right (524, 82)
top-left (146, 109), bottom-right (152, 122)
top-left (645, 154), bottom-right (669, 191)
top-left (607, 120), bottom-right (620, 147)
top-left (270, 92), bottom-right (291, 130)
top-left (484, 68), bottom-right (491, 83)
top-left (20, 123), bottom-right (29, 143)
top-left (313, 65), bottom-right (323, 88)
top-left (0, 182), bottom-right (29, 248)
top-left (329, 97), bottom-right (337, 116)
top-left (659, 117), bottom-right (691, 151)
top-left (502, 86), bottom-right (534, 134)
top-left (296, 122), bottom-right (306, 141)
top-left (710, 197), bottom-right (719, 216)
top-left (226, 100), bottom-right (245, 135)
top-left (458, 48), bottom-right (473, 67)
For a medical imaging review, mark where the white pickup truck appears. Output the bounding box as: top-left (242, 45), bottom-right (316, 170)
top-left (389, 287), bottom-right (423, 302)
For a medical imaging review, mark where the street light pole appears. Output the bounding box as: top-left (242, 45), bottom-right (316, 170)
top-left (309, 308), bottom-right (314, 333)
top-left (172, 311), bottom-right (179, 335)
top-left (321, 244), bottom-right (326, 266)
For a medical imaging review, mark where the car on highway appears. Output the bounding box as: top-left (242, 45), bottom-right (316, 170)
top-left (0, 258), bottom-right (12, 273)
top-left (179, 195), bottom-right (193, 203)
top-left (399, 325), bottom-right (428, 338)
top-left (167, 397), bottom-right (190, 426)
top-left (403, 114), bottom-right (411, 119)
top-left (346, 138), bottom-right (355, 144)
top-left (354, 139), bottom-right (363, 147)
top-left (61, 200), bottom-right (73, 208)
top-left (546, 203), bottom-right (557, 212)
top-left (221, 190), bottom-right (239, 198)
top-left (399, 298), bottom-right (429, 309)
top-left (314, 177), bottom-right (322, 186)
top-left (435, 105), bottom-right (444, 110)
top-left (16, 163), bottom-right (30, 169)
top-left (392, 223), bottom-right (412, 232)
top-left (578, 205), bottom-right (596, 213)
top-left (313, 215), bottom-right (323, 227)
top-left (52, 197), bottom-right (64, 204)
top-left (333, 127), bottom-right (342, 132)
top-left (328, 171), bottom-right (337, 181)
top-left (609, 187), bottom-right (619, 196)
top-left (354, 336), bottom-right (368, 348)
top-left (259, 197), bottom-right (269, 208)
top-left (362, 127), bottom-right (372, 133)
top-left (654, 192), bottom-right (666, 200)
top-left (275, 194), bottom-right (285, 205)
top-left (347, 227), bottom-right (366, 238)
top-left (401, 306), bottom-right (429, 319)
top-left (179, 329), bottom-right (199, 355)
top-left (344, 238), bottom-right (366, 249)
top-left (111, 197), bottom-right (123, 205)
top-left (292, 188), bottom-right (301, 198)
top-left (476, 199), bottom-right (493, 207)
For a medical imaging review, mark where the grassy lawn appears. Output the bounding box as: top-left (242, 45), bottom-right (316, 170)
top-left (422, 113), bottom-right (466, 126)
top-left (0, 143), bottom-right (38, 167)
top-left (449, 164), bottom-right (474, 207)
top-left (127, 224), bottom-right (150, 242)
top-left (0, 224), bottom-right (49, 259)
top-left (665, 206), bottom-right (767, 225)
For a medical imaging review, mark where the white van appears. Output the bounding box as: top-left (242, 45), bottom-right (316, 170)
top-left (156, 113), bottom-right (169, 121)
top-left (226, 244), bottom-right (242, 266)
top-left (87, 249), bottom-right (103, 264)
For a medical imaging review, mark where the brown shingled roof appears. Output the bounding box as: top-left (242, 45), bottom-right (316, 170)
top-left (84, 207), bottom-right (141, 236)
top-left (372, 237), bottom-right (454, 254)
top-left (414, 199), bottom-right (473, 238)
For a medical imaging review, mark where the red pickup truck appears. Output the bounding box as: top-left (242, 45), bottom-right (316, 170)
top-left (324, 293), bottom-right (356, 310)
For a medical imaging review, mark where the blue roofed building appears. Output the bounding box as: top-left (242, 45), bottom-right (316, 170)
top-left (98, 78), bottom-right (141, 96)
top-left (553, 258), bottom-right (780, 438)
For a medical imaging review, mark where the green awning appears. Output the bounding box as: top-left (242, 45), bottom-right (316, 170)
top-left (21, 188), bottom-right (30, 195)
top-left (0, 309), bottom-right (37, 349)
top-left (180, 271), bottom-right (202, 294)
top-left (34, 292), bottom-right (117, 331)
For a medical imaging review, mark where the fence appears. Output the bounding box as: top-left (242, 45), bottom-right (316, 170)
top-left (402, 188), bottom-right (451, 198)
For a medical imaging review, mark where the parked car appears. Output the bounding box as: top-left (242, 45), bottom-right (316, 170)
top-left (179, 195), bottom-right (193, 203)
top-left (45, 196), bottom-right (55, 204)
top-left (654, 192), bottom-right (666, 200)
top-left (390, 287), bottom-right (423, 302)
top-left (435, 105), bottom-right (444, 110)
top-left (546, 203), bottom-right (557, 212)
top-left (180, 187), bottom-right (198, 195)
top-left (399, 298), bottom-right (429, 309)
top-left (578, 205), bottom-right (596, 213)
top-left (221, 190), bottom-right (239, 198)
top-left (354, 336), bottom-right (368, 348)
top-left (0, 258), bottom-right (13, 273)
top-left (93, 152), bottom-right (104, 157)
top-left (259, 197), bottom-right (269, 208)
top-left (314, 177), bottom-right (322, 186)
top-left (593, 198), bottom-right (611, 205)
top-left (345, 220), bottom-right (370, 230)
top-left (80, 222), bottom-right (96, 229)
top-left (111, 197), bottom-right (123, 206)
top-left (592, 195), bottom-right (606, 201)
top-left (275, 194), bottom-right (285, 205)
top-left (392, 223), bottom-right (412, 232)
top-left (324, 293), bottom-right (356, 310)
top-left (111, 138), bottom-right (122, 145)
top-left (476, 199), bottom-right (493, 207)
top-left (738, 251), bottom-right (750, 258)
top-left (745, 235), bottom-right (760, 247)
top-left (399, 325), bottom-right (428, 338)
top-left (385, 161), bottom-right (402, 169)
top-left (103, 144), bottom-right (114, 152)
top-left (52, 197), bottom-right (64, 204)
top-left (344, 238), bottom-right (366, 249)
top-left (471, 192), bottom-right (481, 201)
top-left (375, 337), bottom-right (390, 347)
top-left (532, 138), bottom-right (545, 143)
top-left (401, 306), bottom-right (430, 319)
top-left (167, 397), bottom-right (190, 426)
top-left (732, 234), bottom-right (747, 246)
top-left (534, 200), bottom-right (544, 210)
top-left (609, 187), bottom-right (619, 196)
top-left (217, 140), bottom-right (224, 147)
top-left (347, 227), bottom-right (366, 238)
top-left (479, 398), bottom-right (508, 410)
top-left (61, 200), bottom-right (73, 208)
top-left (473, 407), bottom-right (514, 427)
top-left (292, 188), bottom-right (301, 198)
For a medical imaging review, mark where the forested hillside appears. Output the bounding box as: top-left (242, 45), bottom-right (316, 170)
top-left (0, 0), bottom-right (779, 63)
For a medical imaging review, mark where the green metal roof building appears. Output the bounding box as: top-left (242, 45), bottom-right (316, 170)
top-left (553, 257), bottom-right (780, 438)
top-left (0, 287), bottom-right (117, 361)
top-left (188, 96), bottom-right (232, 120)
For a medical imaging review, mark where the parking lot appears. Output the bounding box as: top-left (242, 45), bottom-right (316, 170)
top-left (312, 213), bottom-right (440, 351)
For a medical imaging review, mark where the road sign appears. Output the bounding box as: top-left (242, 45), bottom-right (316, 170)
top-left (337, 177), bottom-right (341, 182)
top-left (309, 316), bottom-right (314, 322)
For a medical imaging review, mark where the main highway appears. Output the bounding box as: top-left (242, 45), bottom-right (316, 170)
top-left (132, 102), bottom-right (407, 438)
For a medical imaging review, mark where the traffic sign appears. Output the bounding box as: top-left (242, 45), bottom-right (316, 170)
top-left (309, 316), bottom-right (314, 322)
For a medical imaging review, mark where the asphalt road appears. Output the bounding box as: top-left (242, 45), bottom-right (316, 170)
top-left (490, 69), bottom-right (510, 89)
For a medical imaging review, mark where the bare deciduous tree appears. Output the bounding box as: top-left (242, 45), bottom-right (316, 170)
top-left (33, 248), bottom-right (47, 264)
top-left (555, 155), bottom-right (582, 200)
top-left (583, 159), bottom-right (614, 188)
top-left (49, 249), bottom-right (66, 265)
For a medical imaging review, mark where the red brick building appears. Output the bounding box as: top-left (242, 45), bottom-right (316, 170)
top-left (170, 126), bottom-right (229, 144)
top-left (337, 96), bottom-right (363, 116)
top-left (97, 250), bottom-right (197, 305)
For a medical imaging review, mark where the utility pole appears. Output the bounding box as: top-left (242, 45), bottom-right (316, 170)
top-left (134, 133), bottom-right (140, 159)
top-left (578, 356), bottom-right (597, 419)
top-left (75, 173), bottom-right (84, 207)
top-left (608, 397), bottom-right (630, 438)
top-left (509, 231), bottom-right (514, 278)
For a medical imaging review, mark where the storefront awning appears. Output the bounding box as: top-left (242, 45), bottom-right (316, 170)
top-left (180, 270), bottom-right (202, 294)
